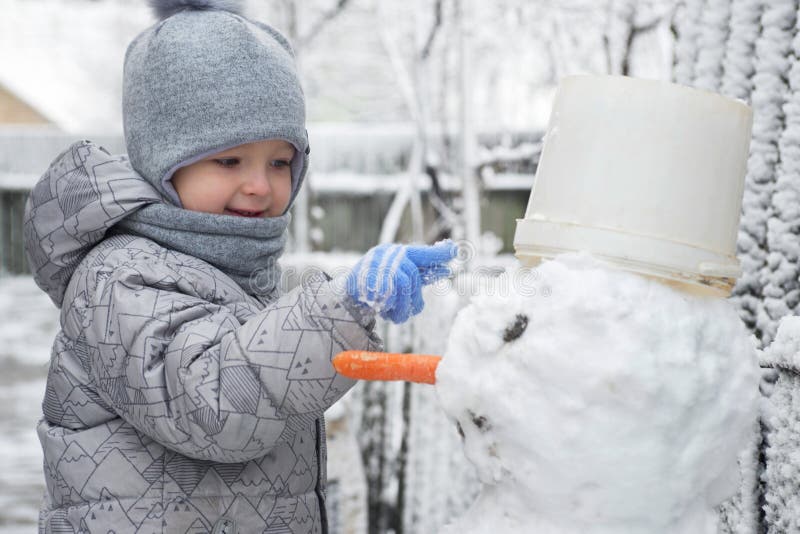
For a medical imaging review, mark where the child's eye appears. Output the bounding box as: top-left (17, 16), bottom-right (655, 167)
top-left (214, 158), bottom-right (240, 168)
top-left (271, 159), bottom-right (291, 168)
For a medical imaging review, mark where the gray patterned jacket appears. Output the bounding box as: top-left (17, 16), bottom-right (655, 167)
top-left (24, 141), bottom-right (382, 533)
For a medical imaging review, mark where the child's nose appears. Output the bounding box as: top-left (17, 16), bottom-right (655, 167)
top-left (241, 169), bottom-right (272, 196)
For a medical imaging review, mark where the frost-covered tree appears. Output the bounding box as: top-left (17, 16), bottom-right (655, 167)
top-left (762, 25), bottom-right (800, 346)
top-left (605, 0), bottom-right (676, 77)
top-left (675, 0), bottom-right (799, 344)
top-left (760, 317), bottom-right (800, 534)
top-left (673, 2), bottom-right (800, 532)
top-left (672, 0), bottom-right (705, 84)
top-left (693, 0), bottom-right (732, 91)
top-left (719, 0), bottom-right (762, 100)
top-left (739, 1), bottom-right (795, 343)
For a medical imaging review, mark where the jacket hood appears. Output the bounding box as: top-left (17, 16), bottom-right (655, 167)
top-left (23, 141), bottom-right (163, 307)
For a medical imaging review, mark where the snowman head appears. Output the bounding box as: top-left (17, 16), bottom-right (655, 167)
top-left (435, 254), bottom-right (759, 529)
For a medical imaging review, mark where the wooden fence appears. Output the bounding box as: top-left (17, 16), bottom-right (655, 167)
top-left (0, 187), bottom-right (28, 274)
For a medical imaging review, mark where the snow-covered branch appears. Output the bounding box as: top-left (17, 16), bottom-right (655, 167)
top-left (761, 13), bottom-right (800, 346)
top-left (671, 0), bottom-right (706, 84)
top-left (737, 0), bottom-right (796, 340)
top-left (719, 0), bottom-right (762, 100)
top-left (419, 0), bottom-right (443, 60)
top-left (693, 0), bottom-right (732, 91)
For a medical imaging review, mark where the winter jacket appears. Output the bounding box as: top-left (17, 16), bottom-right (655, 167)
top-left (24, 141), bottom-right (382, 533)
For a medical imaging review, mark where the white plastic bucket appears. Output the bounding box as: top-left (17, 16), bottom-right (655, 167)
top-left (513, 75), bottom-right (753, 297)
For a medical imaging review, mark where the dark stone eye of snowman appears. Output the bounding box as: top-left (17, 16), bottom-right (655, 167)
top-left (469, 410), bottom-right (491, 433)
top-left (503, 313), bottom-right (529, 343)
top-left (455, 411), bottom-right (492, 440)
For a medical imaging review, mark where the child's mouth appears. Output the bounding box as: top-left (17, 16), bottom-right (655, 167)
top-left (225, 208), bottom-right (265, 218)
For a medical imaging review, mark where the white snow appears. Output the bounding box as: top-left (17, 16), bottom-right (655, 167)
top-left (692, 0), bottom-right (731, 91)
top-left (434, 253), bottom-right (760, 534)
top-left (760, 15), bottom-right (800, 348)
top-left (759, 316), bottom-right (800, 531)
top-left (734, 0), bottom-right (796, 343)
top-left (672, 0), bottom-right (704, 85)
top-left (0, 275), bottom-right (60, 533)
top-left (762, 316), bottom-right (800, 369)
top-left (719, 0), bottom-right (761, 100)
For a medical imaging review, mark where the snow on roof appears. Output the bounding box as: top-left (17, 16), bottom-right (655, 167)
top-left (0, 0), bottom-right (153, 134)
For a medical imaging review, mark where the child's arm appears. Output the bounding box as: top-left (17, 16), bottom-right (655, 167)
top-left (81, 255), bottom-right (380, 463)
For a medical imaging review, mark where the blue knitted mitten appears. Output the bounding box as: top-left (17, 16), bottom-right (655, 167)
top-left (345, 240), bottom-right (458, 324)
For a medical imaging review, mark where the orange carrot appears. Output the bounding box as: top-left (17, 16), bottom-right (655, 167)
top-left (333, 350), bottom-right (442, 384)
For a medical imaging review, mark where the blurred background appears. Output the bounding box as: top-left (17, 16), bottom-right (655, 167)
top-left (4, 0), bottom-right (796, 532)
top-left (0, 0), bottom-right (675, 260)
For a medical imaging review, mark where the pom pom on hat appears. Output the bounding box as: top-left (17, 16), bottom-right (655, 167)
top-left (148, 0), bottom-right (244, 20)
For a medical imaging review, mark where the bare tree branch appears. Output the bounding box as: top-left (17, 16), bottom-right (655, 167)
top-left (633, 12), bottom-right (666, 34)
top-left (419, 0), bottom-right (443, 60)
top-left (298, 0), bottom-right (352, 49)
top-left (603, 33), bottom-right (614, 73)
top-left (622, 7), bottom-right (668, 75)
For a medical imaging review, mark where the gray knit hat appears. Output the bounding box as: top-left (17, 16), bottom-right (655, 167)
top-left (123, 0), bottom-right (309, 208)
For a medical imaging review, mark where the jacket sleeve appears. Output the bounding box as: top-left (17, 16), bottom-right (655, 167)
top-left (83, 256), bottom-right (382, 462)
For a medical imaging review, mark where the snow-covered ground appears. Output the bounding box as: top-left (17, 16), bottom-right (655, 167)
top-left (0, 276), bottom-right (59, 533)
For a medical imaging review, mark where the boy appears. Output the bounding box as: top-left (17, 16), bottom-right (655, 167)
top-left (23, 1), bottom-right (455, 532)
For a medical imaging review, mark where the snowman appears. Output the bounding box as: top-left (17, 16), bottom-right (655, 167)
top-left (334, 75), bottom-right (761, 533)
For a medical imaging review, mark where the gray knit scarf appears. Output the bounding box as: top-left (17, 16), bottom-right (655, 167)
top-left (116, 202), bottom-right (289, 297)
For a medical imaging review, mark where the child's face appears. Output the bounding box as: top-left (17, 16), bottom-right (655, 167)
top-left (171, 139), bottom-right (295, 218)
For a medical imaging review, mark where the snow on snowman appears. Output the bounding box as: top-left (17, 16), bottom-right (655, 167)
top-left (435, 252), bottom-right (758, 534)
top-left (335, 75), bottom-right (761, 534)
